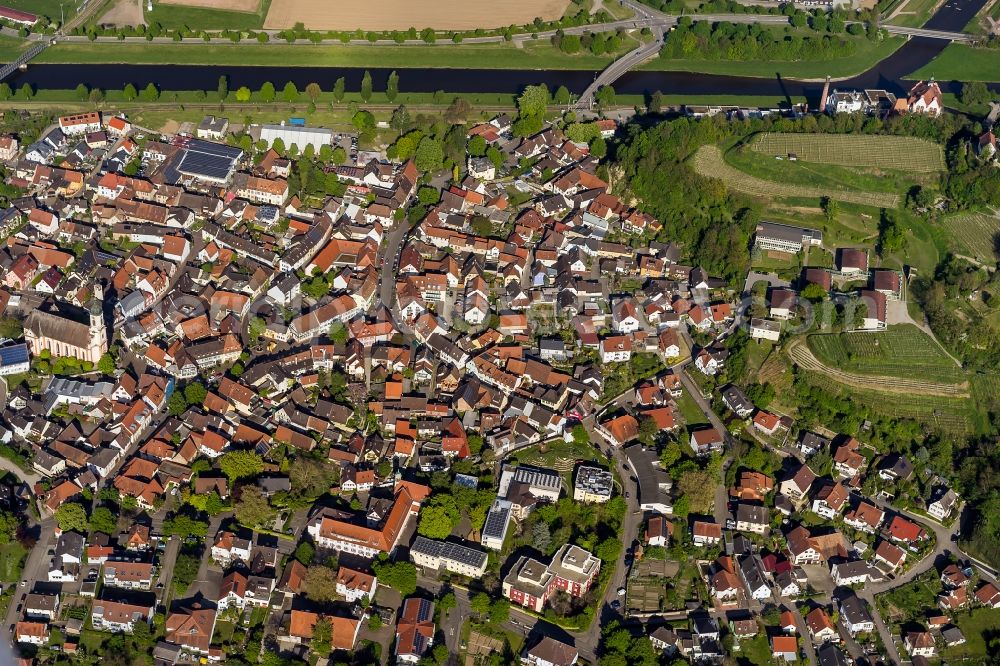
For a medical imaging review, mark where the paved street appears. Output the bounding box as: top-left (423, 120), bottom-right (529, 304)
top-left (2, 518), bottom-right (55, 646)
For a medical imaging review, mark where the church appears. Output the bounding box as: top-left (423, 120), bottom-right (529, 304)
top-left (24, 294), bottom-right (108, 366)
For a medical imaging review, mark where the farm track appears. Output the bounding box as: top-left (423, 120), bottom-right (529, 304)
top-left (787, 339), bottom-right (970, 397)
top-left (692, 146), bottom-right (901, 208)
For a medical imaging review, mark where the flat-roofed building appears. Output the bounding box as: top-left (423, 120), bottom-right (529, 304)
top-left (481, 499), bottom-right (513, 551)
top-left (753, 222), bottom-right (823, 254)
top-left (259, 124), bottom-right (333, 152)
top-left (573, 466), bottom-right (613, 503)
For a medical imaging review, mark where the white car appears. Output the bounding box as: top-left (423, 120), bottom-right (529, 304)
top-left (617, 587), bottom-right (626, 596)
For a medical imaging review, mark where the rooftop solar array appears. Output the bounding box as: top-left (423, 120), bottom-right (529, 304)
top-left (0, 343), bottom-right (29, 367)
top-left (482, 500), bottom-right (512, 539)
top-left (172, 139), bottom-right (243, 182)
top-left (411, 536), bottom-right (488, 568)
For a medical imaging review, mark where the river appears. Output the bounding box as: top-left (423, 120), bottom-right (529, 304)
top-left (2, 0), bottom-right (997, 106)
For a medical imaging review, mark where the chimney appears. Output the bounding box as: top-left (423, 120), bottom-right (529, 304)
top-left (820, 76), bottom-right (831, 114)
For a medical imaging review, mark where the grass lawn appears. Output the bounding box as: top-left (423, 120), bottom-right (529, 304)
top-left (736, 631), bottom-right (773, 666)
top-left (0, 542), bottom-right (27, 582)
top-left (34, 38), bottom-right (624, 69)
top-left (653, 93), bottom-right (808, 106)
top-left (943, 608), bottom-right (1000, 660)
top-left (909, 43), bottom-right (1000, 82)
top-left (642, 36), bottom-right (905, 79)
top-left (144, 0), bottom-right (272, 30)
top-left (676, 390), bottom-right (708, 427)
top-left (884, 0), bottom-right (940, 27)
top-left (806, 324), bottom-right (965, 384)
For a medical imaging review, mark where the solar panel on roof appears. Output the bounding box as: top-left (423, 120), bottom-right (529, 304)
top-left (0, 344), bottom-right (29, 366)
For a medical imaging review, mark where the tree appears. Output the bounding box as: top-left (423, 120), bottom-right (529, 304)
top-left (305, 82), bottom-right (322, 101)
top-left (89, 506), bottom-right (117, 535)
top-left (183, 382), bottom-right (207, 406)
top-left (352, 110), bottom-right (376, 132)
top-left (467, 135), bottom-right (487, 157)
top-left (167, 391), bottom-right (187, 416)
top-left (163, 513), bottom-right (209, 539)
top-left (471, 592), bottom-right (491, 618)
top-left (17, 84), bottom-right (31, 100)
top-left (294, 540), bottom-right (315, 565)
top-left (417, 503), bottom-right (456, 539)
top-left (649, 90), bottom-right (664, 113)
top-left (97, 353), bottom-right (115, 376)
top-left (260, 81), bottom-right (276, 103)
top-left (333, 77), bottom-right (346, 102)
top-left (517, 84), bottom-right (549, 118)
top-left (360, 70), bottom-right (373, 102)
top-left (282, 81), bottom-right (299, 103)
top-left (677, 470), bottom-right (716, 513)
top-left (312, 617), bottom-right (332, 655)
top-left (589, 135), bottom-right (607, 159)
top-left (235, 486), bottom-right (276, 528)
top-left (444, 97), bottom-right (471, 124)
top-left (55, 503), bottom-right (88, 533)
top-left (386, 70), bottom-right (399, 102)
top-left (417, 185), bottom-right (439, 205)
top-left (390, 104), bottom-right (411, 131)
top-left (414, 137), bottom-right (445, 172)
top-left (489, 599), bottom-right (510, 624)
top-left (961, 81), bottom-right (990, 107)
top-left (801, 282), bottom-right (828, 302)
top-left (220, 450), bottom-right (265, 483)
top-left (248, 316), bottom-right (267, 343)
top-left (75, 83), bottom-right (89, 101)
top-left (140, 82), bottom-right (159, 102)
top-left (438, 591), bottom-right (456, 614)
top-left (372, 557), bottom-right (417, 596)
top-left (0, 511), bottom-right (18, 543)
top-left (89, 88), bottom-right (104, 104)
top-left (217, 75), bottom-right (228, 101)
top-left (235, 86), bottom-right (251, 102)
top-left (554, 85), bottom-right (571, 106)
top-left (822, 196), bottom-right (839, 222)
top-left (878, 209), bottom-right (905, 254)
top-left (123, 83), bottom-right (138, 101)
top-left (303, 566), bottom-right (340, 602)
top-left (0, 83), bottom-right (10, 101)
top-left (595, 85), bottom-right (616, 108)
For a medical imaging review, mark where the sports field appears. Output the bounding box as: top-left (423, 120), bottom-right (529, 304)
top-left (262, 0), bottom-right (571, 30)
top-left (692, 145), bottom-right (900, 207)
top-left (943, 212), bottom-right (1000, 263)
top-left (804, 324), bottom-right (965, 385)
top-left (750, 133), bottom-right (945, 172)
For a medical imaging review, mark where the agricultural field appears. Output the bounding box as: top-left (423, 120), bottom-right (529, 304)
top-left (692, 146), bottom-right (900, 208)
top-left (749, 133), bottom-right (945, 172)
top-left (145, 0), bottom-right (272, 30)
top-left (262, 0), bottom-right (570, 30)
top-left (798, 368), bottom-right (976, 435)
top-left (942, 211), bottom-right (1000, 264)
top-left (804, 324), bottom-right (966, 385)
top-left (726, 144), bottom-right (926, 196)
